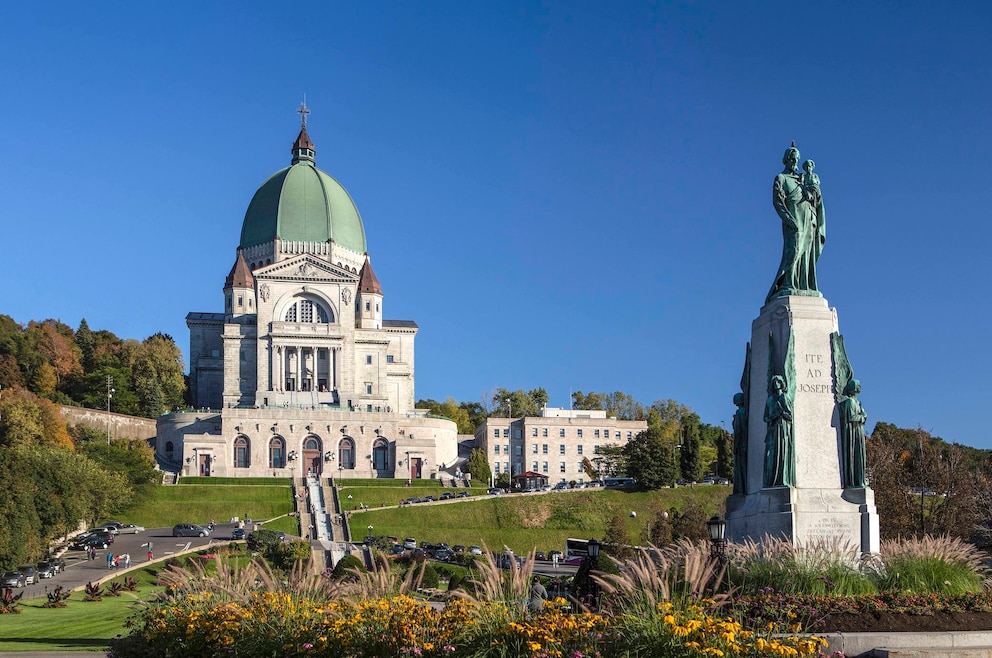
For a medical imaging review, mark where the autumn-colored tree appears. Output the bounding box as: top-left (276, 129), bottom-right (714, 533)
top-left (602, 513), bottom-right (634, 560)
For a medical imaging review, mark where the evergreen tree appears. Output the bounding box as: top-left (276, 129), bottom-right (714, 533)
top-left (466, 448), bottom-right (491, 485)
top-left (715, 427), bottom-right (734, 479)
top-left (624, 427), bottom-right (677, 489)
top-left (679, 413), bottom-right (703, 482)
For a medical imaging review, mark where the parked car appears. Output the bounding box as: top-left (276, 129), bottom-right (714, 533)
top-left (434, 548), bottom-right (455, 562)
top-left (231, 528), bottom-right (246, 540)
top-left (400, 497), bottom-right (420, 505)
top-left (534, 551), bottom-right (546, 561)
top-left (173, 523), bottom-right (211, 537)
top-left (452, 545), bottom-right (466, 553)
top-left (117, 524), bottom-right (145, 534)
top-left (469, 545), bottom-right (483, 555)
top-left (92, 525), bottom-right (119, 536)
top-left (100, 521), bottom-right (123, 530)
top-left (439, 492), bottom-right (454, 500)
top-left (17, 565), bottom-right (37, 585)
top-left (540, 484), bottom-right (552, 491)
top-left (548, 550), bottom-right (563, 561)
top-left (70, 535), bottom-right (108, 550)
top-left (701, 477), bottom-right (716, 485)
top-left (456, 491), bottom-right (469, 498)
top-left (51, 557), bottom-right (66, 573)
top-left (553, 482), bottom-right (570, 490)
top-left (35, 561), bottom-right (56, 579)
top-left (402, 537), bottom-right (417, 550)
top-left (389, 544), bottom-right (405, 555)
top-left (92, 530), bottom-right (115, 544)
top-left (1, 571), bottom-right (25, 588)
top-left (487, 488), bottom-right (502, 495)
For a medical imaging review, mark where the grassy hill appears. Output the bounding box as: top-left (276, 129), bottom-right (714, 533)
top-left (348, 486), bottom-right (729, 555)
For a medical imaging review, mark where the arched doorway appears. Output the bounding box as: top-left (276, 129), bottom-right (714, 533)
top-left (372, 438), bottom-right (389, 472)
top-left (233, 435), bottom-right (250, 470)
top-left (269, 436), bottom-right (286, 469)
top-left (302, 435), bottom-right (322, 477)
top-left (338, 437), bottom-right (355, 472)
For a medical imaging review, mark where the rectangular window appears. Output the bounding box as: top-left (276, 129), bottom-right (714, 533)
top-left (616, 431), bottom-right (621, 439)
top-left (559, 428), bottom-right (566, 438)
top-left (513, 428), bottom-right (522, 439)
top-left (386, 355), bottom-right (394, 363)
top-left (577, 429), bottom-right (583, 438)
top-left (365, 302), bottom-right (371, 311)
top-left (504, 461), bottom-right (509, 473)
top-left (237, 295), bottom-right (243, 306)
top-left (504, 444), bottom-right (509, 454)
top-left (542, 428), bottom-right (548, 437)
top-left (503, 429), bottom-right (509, 438)
top-left (533, 461), bottom-right (539, 472)
top-left (542, 461), bottom-right (549, 473)
top-left (627, 431), bottom-right (633, 439)
top-left (365, 383), bottom-right (372, 394)
top-left (514, 445), bottom-right (522, 456)
top-left (559, 444), bottom-right (566, 455)
top-left (577, 445), bottom-right (583, 455)
top-left (578, 462), bottom-right (584, 472)
top-left (532, 427), bottom-right (538, 436)
top-left (594, 429), bottom-right (600, 438)
top-left (560, 462), bottom-right (566, 473)
top-left (366, 355), bottom-right (373, 365)
top-left (366, 404), bottom-right (373, 412)
top-left (542, 444), bottom-right (548, 454)
top-left (532, 444), bottom-right (538, 453)
top-left (494, 463), bottom-right (500, 474)
top-left (494, 445), bottom-right (500, 455)
top-left (493, 428), bottom-right (499, 438)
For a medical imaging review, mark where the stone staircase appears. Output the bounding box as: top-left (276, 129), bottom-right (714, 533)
top-left (825, 632), bottom-right (992, 658)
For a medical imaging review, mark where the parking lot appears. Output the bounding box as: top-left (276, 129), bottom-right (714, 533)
top-left (16, 525), bottom-right (230, 600)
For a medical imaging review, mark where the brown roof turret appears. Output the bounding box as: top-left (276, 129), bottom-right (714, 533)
top-left (358, 254), bottom-right (383, 295)
top-left (224, 249), bottom-right (255, 289)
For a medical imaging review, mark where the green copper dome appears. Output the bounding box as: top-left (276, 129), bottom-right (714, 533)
top-left (239, 127), bottom-right (367, 253)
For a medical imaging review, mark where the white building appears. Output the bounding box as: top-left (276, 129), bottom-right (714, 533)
top-left (156, 108), bottom-right (457, 480)
top-left (475, 407), bottom-right (647, 485)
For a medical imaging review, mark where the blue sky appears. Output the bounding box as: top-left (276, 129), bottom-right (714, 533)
top-left (2, 2), bottom-right (990, 447)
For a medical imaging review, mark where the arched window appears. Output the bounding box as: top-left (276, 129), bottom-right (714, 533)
top-left (339, 437), bottom-right (355, 470)
top-left (165, 441), bottom-right (174, 459)
top-left (269, 436), bottom-right (285, 469)
top-left (373, 438), bottom-right (389, 471)
top-left (305, 436), bottom-right (320, 451)
top-left (283, 298), bottom-right (330, 323)
top-left (234, 435), bottom-right (250, 468)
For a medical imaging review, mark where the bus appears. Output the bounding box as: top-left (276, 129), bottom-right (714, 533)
top-left (603, 477), bottom-right (636, 489)
top-left (564, 538), bottom-right (590, 560)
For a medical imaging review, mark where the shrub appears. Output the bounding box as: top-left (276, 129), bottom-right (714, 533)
top-left (271, 540), bottom-right (312, 569)
top-left (331, 554), bottom-right (366, 580)
top-left (421, 564), bottom-right (440, 589)
top-left (106, 581), bottom-right (125, 597)
top-left (447, 573), bottom-right (464, 591)
top-left (246, 529), bottom-right (281, 554)
top-left (1, 587), bottom-right (23, 614)
top-left (83, 581), bottom-right (103, 602)
top-left (43, 585), bottom-right (70, 608)
top-left (123, 576), bottom-right (139, 591)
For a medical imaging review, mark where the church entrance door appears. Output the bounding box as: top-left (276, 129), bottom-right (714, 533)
top-left (410, 458), bottom-right (422, 480)
top-left (199, 454), bottom-right (211, 477)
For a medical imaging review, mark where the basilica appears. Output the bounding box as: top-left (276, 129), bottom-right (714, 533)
top-left (156, 107), bottom-right (458, 480)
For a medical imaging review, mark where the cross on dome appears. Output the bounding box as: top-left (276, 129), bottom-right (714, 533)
top-left (297, 98), bottom-right (310, 128)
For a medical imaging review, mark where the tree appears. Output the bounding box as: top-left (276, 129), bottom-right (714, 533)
top-left (592, 444), bottom-right (627, 478)
top-left (679, 413), bottom-right (703, 482)
top-left (623, 427), bottom-right (677, 490)
top-left (466, 448), bottom-right (492, 485)
top-left (647, 399), bottom-right (693, 443)
top-left (458, 401), bottom-right (488, 433)
top-left (602, 514), bottom-right (634, 560)
top-left (571, 391), bottom-right (606, 411)
top-left (491, 388), bottom-right (548, 418)
top-left (416, 397), bottom-right (473, 434)
top-left (715, 427), bottom-right (734, 480)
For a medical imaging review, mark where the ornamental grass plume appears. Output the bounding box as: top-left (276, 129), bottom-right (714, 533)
top-left (349, 550), bottom-right (428, 599)
top-left (450, 542), bottom-right (536, 606)
top-left (729, 536), bottom-right (876, 596)
top-left (594, 539), bottom-right (727, 615)
top-left (878, 534), bottom-right (989, 594)
top-left (155, 554), bottom-right (352, 604)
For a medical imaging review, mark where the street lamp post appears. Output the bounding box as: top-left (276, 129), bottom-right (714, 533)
top-left (106, 375), bottom-right (115, 444)
top-left (706, 515), bottom-right (728, 591)
top-left (584, 538), bottom-right (601, 610)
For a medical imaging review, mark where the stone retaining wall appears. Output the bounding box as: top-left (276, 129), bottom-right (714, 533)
top-left (60, 406), bottom-right (157, 442)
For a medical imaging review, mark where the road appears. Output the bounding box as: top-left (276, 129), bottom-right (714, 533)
top-left (19, 524), bottom-right (233, 600)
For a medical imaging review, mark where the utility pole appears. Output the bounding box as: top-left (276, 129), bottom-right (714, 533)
top-left (106, 375), bottom-right (115, 445)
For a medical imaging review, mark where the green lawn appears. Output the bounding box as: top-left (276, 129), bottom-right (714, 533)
top-left (336, 484), bottom-right (483, 509)
top-left (120, 483), bottom-right (295, 528)
top-left (0, 565), bottom-right (165, 653)
top-left (179, 477), bottom-right (293, 486)
top-left (350, 486), bottom-right (729, 554)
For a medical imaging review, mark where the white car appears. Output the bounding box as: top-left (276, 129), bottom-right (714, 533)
top-left (469, 546), bottom-right (483, 555)
top-left (117, 524), bottom-right (145, 534)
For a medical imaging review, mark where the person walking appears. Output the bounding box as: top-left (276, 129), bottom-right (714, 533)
top-left (123, 553), bottom-right (131, 569)
top-left (147, 549), bottom-right (154, 562)
top-left (113, 555), bottom-right (120, 569)
top-left (107, 552), bottom-right (114, 569)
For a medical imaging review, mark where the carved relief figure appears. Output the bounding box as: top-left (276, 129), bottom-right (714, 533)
top-left (732, 392), bottom-right (748, 494)
top-left (763, 374), bottom-right (795, 488)
top-left (766, 144), bottom-right (827, 302)
top-left (839, 379), bottom-right (867, 488)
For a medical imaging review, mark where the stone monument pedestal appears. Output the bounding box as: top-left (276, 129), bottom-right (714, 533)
top-left (726, 295), bottom-right (879, 553)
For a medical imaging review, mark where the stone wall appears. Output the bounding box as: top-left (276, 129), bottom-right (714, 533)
top-left (60, 406), bottom-right (157, 442)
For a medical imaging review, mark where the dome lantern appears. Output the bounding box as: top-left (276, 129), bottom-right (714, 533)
top-left (291, 100), bottom-right (316, 165)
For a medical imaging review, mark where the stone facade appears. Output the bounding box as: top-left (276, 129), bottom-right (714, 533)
top-left (475, 407), bottom-right (647, 486)
top-left (60, 406), bottom-right (156, 442)
top-left (157, 115), bottom-right (456, 479)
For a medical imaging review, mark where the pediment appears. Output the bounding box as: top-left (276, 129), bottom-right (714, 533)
top-left (254, 255), bottom-right (358, 283)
